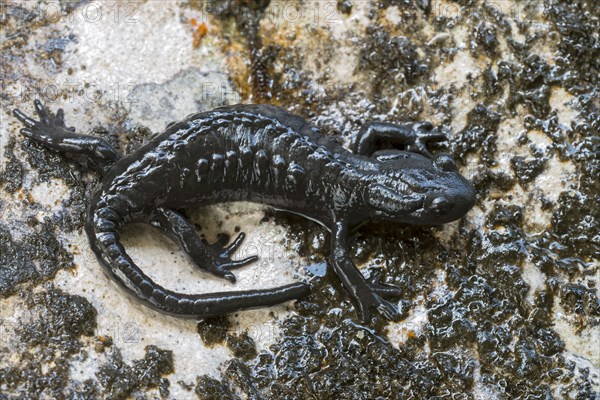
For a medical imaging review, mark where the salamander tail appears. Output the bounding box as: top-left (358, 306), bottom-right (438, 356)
top-left (85, 203), bottom-right (310, 318)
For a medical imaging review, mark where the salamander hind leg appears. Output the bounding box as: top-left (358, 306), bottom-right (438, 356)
top-left (149, 208), bottom-right (258, 283)
top-left (13, 100), bottom-right (120, 172)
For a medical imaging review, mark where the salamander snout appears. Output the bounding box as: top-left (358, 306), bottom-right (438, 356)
top-left (423, 179), bottom-right (476, 224)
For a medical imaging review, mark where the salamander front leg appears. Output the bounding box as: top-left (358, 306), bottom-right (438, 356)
top-left (353, 121), bottom-right (445, 159)
top-left (13, 100), bottom-right (120, 173)
top-left (330, 221), bottom-right (401, 322)
top-left (149, 208), bottom-right (258, 283)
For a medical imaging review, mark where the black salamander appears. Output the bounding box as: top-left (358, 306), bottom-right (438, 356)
top-left (13, 100), bottom-right (475, 322)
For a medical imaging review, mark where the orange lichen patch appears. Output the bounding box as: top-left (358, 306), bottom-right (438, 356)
top-left (16, 189), bottom-right (34, 205)
top-left (258, 19), bottom-right (342, 107)
top-left (260, 18), bottom-right (336, 69)
top-left (259, 19), bottom-right (301, 49)
top-left (68, 244), bottom-right (82, 272)
top-left (223, 41), bottom-right (252, 100)
top-left (190, 18), bottom-right (208, 48)
top-left (94, 335), bottom-right (113, 353)
top-left (376, 4), bottom-right (428, 37)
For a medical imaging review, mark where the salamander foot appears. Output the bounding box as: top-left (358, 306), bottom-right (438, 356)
top-left (367, 272), bottom-right (403, 298)
top-left (13, 100), bottom-right (76, 148)
top-left (13, 100), bottom-right (119, 171)
top-left (405, 121), bottom-right (447, 158)
top-left (355, 291), bottom-right (401, 323)
top-left (202, 232), bottom-right (259, 283)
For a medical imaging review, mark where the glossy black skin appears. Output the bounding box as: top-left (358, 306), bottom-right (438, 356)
top-left (13, 101), bottom-right (475, 323)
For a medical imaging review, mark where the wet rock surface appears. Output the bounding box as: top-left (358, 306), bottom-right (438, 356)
top-left (0, 0), bottom-right (598, 399)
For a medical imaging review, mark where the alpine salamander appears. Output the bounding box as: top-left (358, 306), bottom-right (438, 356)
top-left (13, 100), bottom-right (475, 322)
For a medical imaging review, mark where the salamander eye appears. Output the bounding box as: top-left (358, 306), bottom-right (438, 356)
top-left (434, 154), bottom-right (457, 172)
top-left (428, 195), bottom-right (453, 216)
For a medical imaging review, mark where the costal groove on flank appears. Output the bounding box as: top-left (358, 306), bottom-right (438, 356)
top-left (105, 111), bottom-right (364, 195)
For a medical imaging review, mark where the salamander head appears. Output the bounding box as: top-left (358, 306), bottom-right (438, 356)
top-left (364, 151), bottom-right (475, 225)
